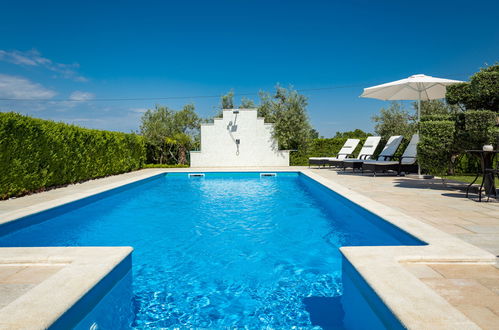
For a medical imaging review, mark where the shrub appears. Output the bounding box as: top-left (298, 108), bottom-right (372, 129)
top-left (418, 121), bottom-right (455, 176)
top-left (446, 64), bottom-right (499, 112)
top-left (420, 114), bottom-right (454, 122)
top-left (0, 112), bottom-right (146, 199)
top-left (463, 110), bottom-right (497, 148)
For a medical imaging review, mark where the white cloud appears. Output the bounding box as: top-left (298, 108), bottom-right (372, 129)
top-left (0, 74), bottom-right (56, 99)
top-left (129, 107), bottom-right (148, 113)
top-left (0, 49), bottom-right (88, 82)
top-left (69, 91), bottom-right (95, 101)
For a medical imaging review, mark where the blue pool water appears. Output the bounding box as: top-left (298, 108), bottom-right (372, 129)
top-left (0, 172), bottom-right (423, 328)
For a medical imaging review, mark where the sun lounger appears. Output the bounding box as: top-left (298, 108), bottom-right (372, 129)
top-left (362, 134), bottom-right (419, 176)
top-left (342, 135), bottom-right (403, 171)
top-left (308, 138), bottom-right (360, 168)
top-left (326, 136), bottom-right (381, 168)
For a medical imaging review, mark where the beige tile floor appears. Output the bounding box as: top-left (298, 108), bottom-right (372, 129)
top-left (0, 265), bottom-right (62, 309)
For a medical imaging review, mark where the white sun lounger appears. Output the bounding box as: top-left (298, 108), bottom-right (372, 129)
top-left (308, 138), bottom-right (360, 167)
top-left (325, 136), bottom-right (382, 167)
top-left (362, 134), bottom-right (419, 175)
top-left (342, 135), bottom-right (404, 171)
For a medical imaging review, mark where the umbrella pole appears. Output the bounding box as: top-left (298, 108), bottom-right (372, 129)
top-left (417, 93), bottom-right (422, 177)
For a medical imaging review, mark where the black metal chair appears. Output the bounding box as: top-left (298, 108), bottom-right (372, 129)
top-left (482, 158), bottom-right (499, 201)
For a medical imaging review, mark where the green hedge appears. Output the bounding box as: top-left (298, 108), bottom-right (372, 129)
top-left (0, 112), bottom-right (146, 199)
top-left (418, 121), bottom-right (456, 176)
top-left (418, 110), bottom-right (497, 176)
top-left (464, 110), bottom-right (497, 147)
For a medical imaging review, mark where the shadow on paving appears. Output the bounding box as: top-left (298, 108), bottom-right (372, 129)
top-left (314, 168), bottom-right (498, 202)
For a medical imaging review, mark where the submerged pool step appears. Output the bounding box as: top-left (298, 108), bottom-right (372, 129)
top-left (260, 173), bottom-right (277, 177)
top-left (188, 173), bottom-right (205, 178)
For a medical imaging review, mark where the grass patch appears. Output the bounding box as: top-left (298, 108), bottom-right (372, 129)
top-left (444, 174), bottom-right (499, 185)
top-left (142, 164), bottom-right (189, 168)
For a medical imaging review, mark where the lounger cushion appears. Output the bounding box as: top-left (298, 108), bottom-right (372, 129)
top-left (378, 135), bottom-right (403, 159)
top-left (356, 136), bottom-right (381, 160)
top-left (309, 138), bottom-right (360, 161)
top-left (362, 160), bottom-right (399, 166)
top-left (400, 134), bottom-right (419, 165)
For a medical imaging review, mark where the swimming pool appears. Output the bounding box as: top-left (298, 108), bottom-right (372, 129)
top-left (0, 172), bottom-right (424, 328)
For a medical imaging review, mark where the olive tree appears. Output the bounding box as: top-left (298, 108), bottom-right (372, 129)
top-left (257, 86), bottom-right (313, 151)
top-left (371, 102), bottom-right (416, 139)
top-left (446, 64), bottom-right (499, 112)
top-left (140, 104), bottom-right (200, 164)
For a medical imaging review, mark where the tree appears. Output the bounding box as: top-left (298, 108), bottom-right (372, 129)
top-left (221, 90), bottom-right (234, 109)
top-left (413, 99), bottom-right (460, 117)
top-left (446, 64), bottom-right (499, 112)
top-left (240, 97), bottom-right (255, 108)
top-left (310, 128), bottom-right (320, 139)
top-left (140, 104), bottom-right (200, 164)
top-left (371, 102), bottom-right (416, 139)
top-left (257, 86), bottom-right (313, 151)
top-left (333, 129), bottom-right (371, 139)
top-left (165, 132), bottom-right (193, 165)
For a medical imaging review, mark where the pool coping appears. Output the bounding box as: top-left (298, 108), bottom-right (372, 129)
top-left (0, 167), bottom-right (496, 329)
top-left (0, 247), bottom-right (132, 329)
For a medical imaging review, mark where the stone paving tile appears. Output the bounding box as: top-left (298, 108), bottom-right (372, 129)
top-left (462, 225), bottom-right (499, 234)
top-left (461, 217), bottom-right (499, 226)
top-left (429, 264), bottom-right (499, 279)
top-left (0, 284), bottom-right (35, 309)
top-left (1, 266), bottom-right (62, 284)
top-left (430, 224), bottom-right (474, 235)
top-left (478, 278), bottom-right (499, 295)
top-left (404, 263), bottom-right (444, 279)
top-left (422, 278), bottom-right (499, 309)
top-left (0, 265), bottom-right (61, 312)
top-left (456, 304), bottom-right (499, 329)
top-left (0, 266), bottom-right (26, 282)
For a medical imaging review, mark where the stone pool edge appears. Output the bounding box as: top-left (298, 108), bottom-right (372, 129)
top-left (0, 167), bottom-right (495, 329)
top-left (0, 246), bottom-right (132, 329)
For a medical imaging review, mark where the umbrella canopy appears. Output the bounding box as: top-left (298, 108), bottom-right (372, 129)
top-left (360, 74), bottom-right (463, 102)
top-left (360, 74), bottom-right (464, 121)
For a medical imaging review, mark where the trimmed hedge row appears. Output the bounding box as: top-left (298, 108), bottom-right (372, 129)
top-left (0, 112), bottom-right (146, 199)
top-left (418, 121), bottom-right (456, 176)
top-left (418, 110), bottom-right (497, 176)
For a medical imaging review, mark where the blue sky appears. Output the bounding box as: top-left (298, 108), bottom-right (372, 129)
top-left (1, 0), bottom-right (498, 136)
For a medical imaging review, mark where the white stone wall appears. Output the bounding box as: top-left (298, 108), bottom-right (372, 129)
top-left (190, 109), bottom-right (290, 167)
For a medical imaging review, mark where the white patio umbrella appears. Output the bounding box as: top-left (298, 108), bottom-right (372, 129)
top-left (360, 74), bottom-right (464, 176)
top-left (360, 74), bottom-right (464, 122)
